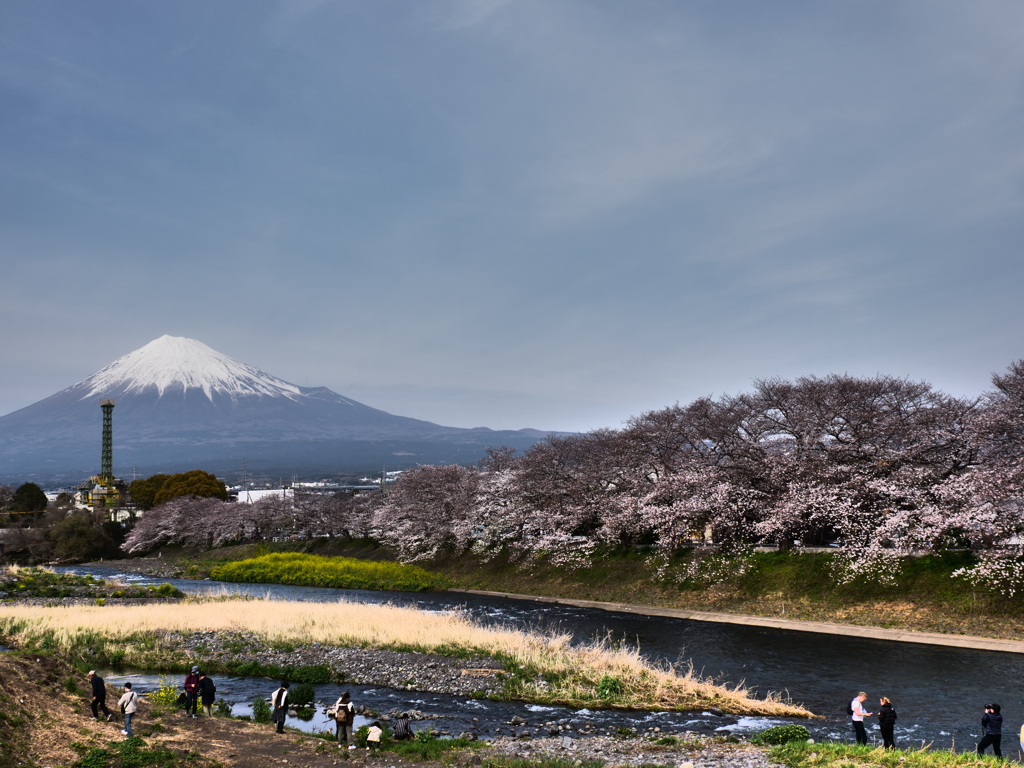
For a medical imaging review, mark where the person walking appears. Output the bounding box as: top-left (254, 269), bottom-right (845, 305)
top-left (87, 671), bottom-right (114, 722)
top-left (977, 703), bottom-right (1003, 758)
top-left (877, 697), bottom-right (897, 749)
top-left (117, 682), bottom-right (139, 738)
top-left (332, 691), bottom-right (356, 748)
top-left (198, 672), bottom-right (216, 717)
top-left (850, 692), bottom-right (873, 745)
top-left (271, 682), bottom-right (289, 734)
top-left (183, 666), bottom-right (201, 718)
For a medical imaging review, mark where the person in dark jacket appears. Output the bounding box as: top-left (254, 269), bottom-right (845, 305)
top-left (271, 682), bottom-right (290, 734)
top-left (183, 666), bottom-right (201, 718)
top-left (198, 672), bottom-right (216, 717)
top-left (87, 671), bottom-right (113, 721)
top-left (978, 703), bottom-right (1003, 757)
top-left (877, 697), bottom-right (897, 749)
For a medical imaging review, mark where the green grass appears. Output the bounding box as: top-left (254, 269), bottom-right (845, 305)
top-left (0, 567), bottom-right (184, 601)
top-left (770, 741), bottom-right (1012, 768)
top-left (385, 735), bottom-right (481, 761)
top-left (71, 736), bottom-right (216, 767)
top-left (749, 724), bottom-right (811, 745)
top-left (729, 551), bottom-right (980, 603)
top-left (209, 552), bottom-right (451, 592)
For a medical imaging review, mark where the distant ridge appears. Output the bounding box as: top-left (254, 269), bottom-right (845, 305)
top-left (0, 336), bottom-right (554, 484)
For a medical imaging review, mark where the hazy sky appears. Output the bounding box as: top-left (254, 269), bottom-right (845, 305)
top-left (2, 0), bottom-right (1023, 432)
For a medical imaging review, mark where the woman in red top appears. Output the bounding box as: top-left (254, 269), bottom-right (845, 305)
top-left (183, 666), bottom-right (201, 718)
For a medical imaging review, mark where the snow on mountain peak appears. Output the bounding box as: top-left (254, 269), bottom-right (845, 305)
top-left (79, 335), bottom-right (302, 401)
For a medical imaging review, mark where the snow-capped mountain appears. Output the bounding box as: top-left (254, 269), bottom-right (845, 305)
top-left (0, 336), bottom-right (551, 483)
top-left (79, 335), bottom-right (310, 401)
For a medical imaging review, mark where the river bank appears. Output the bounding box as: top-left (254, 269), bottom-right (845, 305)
top-left (453, 588), bottom-right (1024, 655)
top-left (0, 646), bottom-right (784, 768)
top-left (52, 561), bottom-right (1024, 752)
top-left (88, 544), bottom-right (1024, 644)
top-left (0, 598), bottom-right (809, 716)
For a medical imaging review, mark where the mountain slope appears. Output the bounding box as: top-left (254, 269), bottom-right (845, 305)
top-left (0, 336), bottom-right (551, 483)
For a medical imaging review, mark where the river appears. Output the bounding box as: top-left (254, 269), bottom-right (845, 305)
top-left (53, 566), bottom-right (1024, 752)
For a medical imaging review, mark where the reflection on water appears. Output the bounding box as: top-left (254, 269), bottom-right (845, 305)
top-left (57, 565), bottom-right (1024, 751)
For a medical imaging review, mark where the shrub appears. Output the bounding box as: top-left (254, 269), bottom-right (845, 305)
top-left (751, 724), bottom-right (812, 745)
top-left (210, 553), bottom-right (451, 592)
top-left (596, 675), bottom-right (623, 698)
top-left (289, 682), bottom-right (316, 706)
top-left (147, 676), bottom-right (182, 707)
top-left (251, 696), bottom-right (272, 724)
top-left (289, 664), bottom-right (331, 684)
top-left (153, 583), bottom-right (184, 598)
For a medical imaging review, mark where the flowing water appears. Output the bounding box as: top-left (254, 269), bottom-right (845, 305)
top-left (55, 566), bottom-right (1024, 752)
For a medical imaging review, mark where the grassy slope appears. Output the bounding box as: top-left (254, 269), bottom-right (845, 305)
top-left (149, 541), bottom-right (1024, 641)
top-left (427, 549), bottom-right (1024, 641)
top-left (769, 740), bottom-right (1010, 768)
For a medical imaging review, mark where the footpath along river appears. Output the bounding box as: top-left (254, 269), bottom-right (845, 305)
top-left (54, 566), bottom-right (1024, 752)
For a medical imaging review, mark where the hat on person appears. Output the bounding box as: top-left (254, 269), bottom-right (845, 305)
top-left (191, 666), bottom-right (200, 673)
top-left (87, 670), bottom-right (96, 676)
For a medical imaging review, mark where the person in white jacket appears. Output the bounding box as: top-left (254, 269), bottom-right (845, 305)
top-left (117, 683), bottom-right (140, 738)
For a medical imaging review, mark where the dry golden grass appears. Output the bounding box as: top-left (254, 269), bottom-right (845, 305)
top-left (0, 598), bottom-right (808, 716)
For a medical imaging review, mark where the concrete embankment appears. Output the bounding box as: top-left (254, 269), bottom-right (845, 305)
top-left (451, 588), bottom-right (1024, 654)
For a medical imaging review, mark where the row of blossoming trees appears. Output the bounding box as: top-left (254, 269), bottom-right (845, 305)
top-left (123, 360), bottom-right (1024, 589)
top-left (372, 361), bottom-right (1024, 588)
top-left (122, 491), bottom-right (379, 553)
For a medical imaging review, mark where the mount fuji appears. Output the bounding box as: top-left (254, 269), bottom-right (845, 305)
top-left (0, 336), bottom-right (552, 484)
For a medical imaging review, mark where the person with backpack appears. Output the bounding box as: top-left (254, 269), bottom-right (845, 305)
top-left (978, 703), bottom-right (1003, 757)
top-left (198, 672), bottom-right (216, 717)
top-left (849, 691), bottom-right (873, 745)
top-left (877, 697), bottom-right (897, 749)
top-left (183, 666), bottom-right (201, 718)
top-left (117, 682), bottom-right (140, 738)
top-left (332, 691), bottom-right (356, 748)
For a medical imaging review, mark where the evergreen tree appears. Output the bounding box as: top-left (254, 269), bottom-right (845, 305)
top-left (11, 482), bottom-right (47, 513)
top-left (151, 470), bottom-right (228, 506)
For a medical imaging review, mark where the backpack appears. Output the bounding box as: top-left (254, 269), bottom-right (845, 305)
top-left (846, 702), bottom-right (854, 716)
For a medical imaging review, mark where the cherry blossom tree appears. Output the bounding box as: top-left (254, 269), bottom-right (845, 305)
top-left (373, 464), bottom-right (482, 561)
top-left (121, 496), bottom-right (236, 553)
